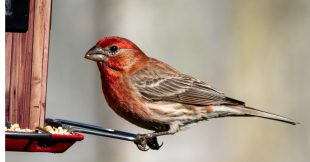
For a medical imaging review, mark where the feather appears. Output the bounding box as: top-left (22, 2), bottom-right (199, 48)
top-left (131, 59), bottom-right (244, 106)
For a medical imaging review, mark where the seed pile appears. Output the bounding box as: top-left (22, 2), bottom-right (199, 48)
top-left (44, 125), bottom-right (71, 135)
top-left (6, 123), bottom-right (71, 135)
top-left (6, 123), bottom-right (33, 133)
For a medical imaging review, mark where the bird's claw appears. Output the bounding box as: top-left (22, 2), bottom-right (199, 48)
top-left (134, 135), bottom-right (149, 151)
top-left (134, 134), bottom-right (163, 151)
top-left (146, 136), bottom-right (163, 150)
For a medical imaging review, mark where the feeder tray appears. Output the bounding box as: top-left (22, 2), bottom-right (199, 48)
top-left (6, 131), bottom-right (84, 153)
top-left (5, 118), bottom-right (163, 152)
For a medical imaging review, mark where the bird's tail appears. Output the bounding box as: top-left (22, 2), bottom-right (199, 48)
top-left (209, 105), bottom-right (298, 125)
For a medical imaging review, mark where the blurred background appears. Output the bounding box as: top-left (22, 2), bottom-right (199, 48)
top-left (6, 0), bottom-right (309, 162)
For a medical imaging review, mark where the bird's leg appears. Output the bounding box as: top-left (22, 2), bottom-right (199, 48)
top-left (146, 130), bottom-right (177, 138)
top-left (134, 135), bottom-right (162, 151)
top-left (135, 124), bottom-right (179, 151)
top-left (134, 136), bottom-right (149, 151)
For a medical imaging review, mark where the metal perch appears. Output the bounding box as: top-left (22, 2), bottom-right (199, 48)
top-left (45, 118), bottom-right (162, 151)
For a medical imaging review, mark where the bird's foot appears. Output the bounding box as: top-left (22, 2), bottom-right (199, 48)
top-left (134, 134), bottom-right (163, 151)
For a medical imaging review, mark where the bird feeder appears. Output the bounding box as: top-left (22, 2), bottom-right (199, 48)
top-left (5, 0), bottom-right (50, 130)
top-left (5, 0), bottom-right (85, 153)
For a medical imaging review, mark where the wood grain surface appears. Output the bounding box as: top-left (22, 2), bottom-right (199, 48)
top-left (5, 0), bottom-right (52, 129)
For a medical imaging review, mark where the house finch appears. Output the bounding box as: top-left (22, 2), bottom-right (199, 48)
top-left (85, 36), bottom-right (297, 151)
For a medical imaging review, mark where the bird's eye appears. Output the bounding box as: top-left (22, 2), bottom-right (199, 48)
top-left (109, 45), bottom-right (119, 53)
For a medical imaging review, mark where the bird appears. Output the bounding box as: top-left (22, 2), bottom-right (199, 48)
top-left (84, 36), bottom-right (298, 151)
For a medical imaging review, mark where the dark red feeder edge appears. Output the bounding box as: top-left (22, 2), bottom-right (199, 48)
top-left (5, 131), bottom-right (84, 153)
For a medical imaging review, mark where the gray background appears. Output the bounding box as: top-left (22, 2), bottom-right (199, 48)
top-left (6, 0), bottom-right (310, 162)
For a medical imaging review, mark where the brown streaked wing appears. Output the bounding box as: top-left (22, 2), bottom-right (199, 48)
top-left (131, 62), bottom-right (244, 106)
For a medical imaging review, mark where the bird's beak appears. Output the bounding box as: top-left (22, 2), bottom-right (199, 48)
top-left (85, 45), bottom-right (107, 62)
